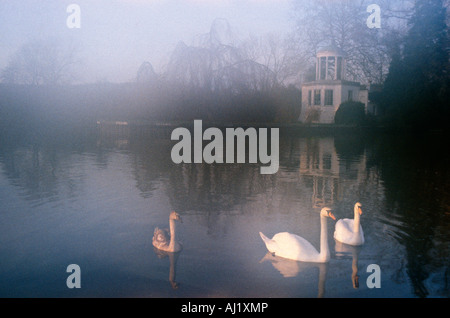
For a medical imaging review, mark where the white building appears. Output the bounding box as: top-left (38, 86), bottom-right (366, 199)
top-left (299, 47), bottom-right (368, 124)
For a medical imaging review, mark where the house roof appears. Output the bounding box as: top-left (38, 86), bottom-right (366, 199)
top-left (301, 79), bottom-right (361, 87)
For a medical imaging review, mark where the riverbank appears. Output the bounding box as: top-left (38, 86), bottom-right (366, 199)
top-left (95, 119), bottom-right (450, 137)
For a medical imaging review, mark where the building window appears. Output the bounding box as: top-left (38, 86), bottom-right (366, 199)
top-left (323, 154), bottom-right (332, 170)
top-left (308, 90), bottom-right (312, 106)
top-left (324, 89), bottom-right (333, 106)
top-left (348, 90), bottom-right (353, 101)
top-left (314, 89), bottom-right (321, 105)
top-left (336, 57), bottom-right (342, 80)
top-left (327, 57), bottom-right (335, 80)
top-left (320, 57), bottom-right (326, 80)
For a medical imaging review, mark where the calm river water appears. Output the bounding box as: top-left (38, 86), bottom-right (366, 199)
top-left (0, 125), bottom-right (449, 298)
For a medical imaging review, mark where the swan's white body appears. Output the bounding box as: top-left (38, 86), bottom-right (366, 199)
top-left (153, 211), bottom-right (183, 253)
top-left (334, 202), bottom-right (364, 246)
top-left (259, 208), bottom-right (335, 263)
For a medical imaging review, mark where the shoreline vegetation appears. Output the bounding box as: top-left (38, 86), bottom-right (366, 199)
top-left (1, 76), bottom-right (449, 143)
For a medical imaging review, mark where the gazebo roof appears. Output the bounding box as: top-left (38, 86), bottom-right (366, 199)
top-left (317, 45), bottom-right (346, 57)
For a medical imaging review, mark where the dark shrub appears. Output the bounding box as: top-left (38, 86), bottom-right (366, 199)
top-left (334, 101), bottom-right (366, 125)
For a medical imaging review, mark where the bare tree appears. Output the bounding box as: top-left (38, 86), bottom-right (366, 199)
top-left (212, 60), bottom-right (277, 93)
top-left (291, 0), bottom-right (415, 84)
top-left (239, 33), bottom-right (310, 86)
top-left (136, 61), bottom-right (158, 83)
top-left (164, 19), bottom-right (278, 93)
top-left (1, 39), bottom-right (80, 85)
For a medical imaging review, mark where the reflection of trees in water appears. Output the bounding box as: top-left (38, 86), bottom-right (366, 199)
top-left (0, 144), bottom-right (59, 203)
top-left (334, 132), bottom-right (366, 162)
top-left (0, 138), bottom-right (96, 205)
top-left (167, 163), bottom-right (258, 212)
top-left (98, 126), bottom-right (275, 209)
top-left (164, 163), bottom-right (277, 237)
top-left (371, 135), bottom-right (450, 297)
top-left (127, 138), bottom-right (173, 198)
top-left (96, 125), bottom-right (175, 198)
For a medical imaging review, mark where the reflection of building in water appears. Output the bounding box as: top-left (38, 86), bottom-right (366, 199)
top-left (299, 138), bottom-right (339, 208)
top-left (299, 137), bottom-right (366, 208)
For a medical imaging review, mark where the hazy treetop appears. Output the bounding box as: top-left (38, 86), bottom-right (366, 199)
top-left (0, 0), bottom-right (292, 83)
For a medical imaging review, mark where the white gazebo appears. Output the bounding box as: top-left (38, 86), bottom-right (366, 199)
top-left (299, 46), bottom-right (368, 124)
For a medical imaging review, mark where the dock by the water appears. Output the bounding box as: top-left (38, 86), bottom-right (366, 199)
top-left (96, 120), bottom-right (176, 139)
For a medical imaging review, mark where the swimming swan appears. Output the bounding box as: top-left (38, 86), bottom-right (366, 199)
top-left (153, 211), bottom-right (183, 253)
top-left (259, 207), bottom-right (336, 263)
top-left (334, 202), bottom-right (364, 246)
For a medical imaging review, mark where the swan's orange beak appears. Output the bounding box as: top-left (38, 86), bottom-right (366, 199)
top-left (358, 207), bottom-right (363, 215)
top-left (328, 211), bottom-right (336, 220)
top-left (173, 211), bottom-right (183, 223)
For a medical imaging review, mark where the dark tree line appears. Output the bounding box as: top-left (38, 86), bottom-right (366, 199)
top-left (380, 0), bottom-right (450, 130)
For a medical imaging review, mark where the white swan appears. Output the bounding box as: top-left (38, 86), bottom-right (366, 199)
top-left (153, 211), bottom-right (183, 253)
top-left (334, 202), bottom-right (364, 246)
top-left (259, 207), bottom-right (336, 263)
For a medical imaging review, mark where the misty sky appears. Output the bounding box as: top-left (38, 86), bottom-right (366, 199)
top-left (0, 0), bottom-right (294, 83)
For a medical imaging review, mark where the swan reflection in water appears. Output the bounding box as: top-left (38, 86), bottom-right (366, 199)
top-left (152, 211), bottom-right (183, 289)
top-left (260, 241), bottom-right (362, 296)
top-left (335, 240), bottom-right (362, 289)
top-left (153, 247), bottom-right (182, 289)
top-left (260, 253), bottom-right (329, 298)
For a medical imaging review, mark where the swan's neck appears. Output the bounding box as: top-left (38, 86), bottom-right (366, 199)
top-left (169, 218), bottom-right (177, 250)
top-left (319, 215), bottom-right (330, 261)
top-left (353, 208), bottom-right (361, 233)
